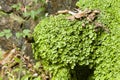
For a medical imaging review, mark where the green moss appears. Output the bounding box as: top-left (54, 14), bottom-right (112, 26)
top-left (52, 68), bottom-right (71, 80)
top-left (0, 10), bottom-right (7, 17)
top-left (77, 0), bottom-right (120, 79)
top-left (33, 14), bottom-right (103, 79)
top-left (33, 0), bottom-right (120, 79)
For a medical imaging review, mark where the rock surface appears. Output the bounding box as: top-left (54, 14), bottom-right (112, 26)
top-left (0, 0), bottom-right (77, 58)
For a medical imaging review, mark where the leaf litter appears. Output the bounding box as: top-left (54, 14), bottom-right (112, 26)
top-left (57, 8), bottom-right (110, 33)
top-left (0, 44), bottom-right (50, 80)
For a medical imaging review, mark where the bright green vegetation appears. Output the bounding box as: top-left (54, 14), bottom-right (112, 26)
top-left (11, 0), bottom-right (45, 20)
top-left (33, 0), bottom-right (120, 80)
top-left (0, 29), bottom-right (31, 39)
top-left (77, 0), bottom-right (120, 79)
top-left (0, 11), bottom-right (7, 17)
top-left (32, 14), bottom-right (104, 80)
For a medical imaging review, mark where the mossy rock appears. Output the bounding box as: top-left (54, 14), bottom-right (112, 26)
top-left (33, 0), bottom-right (120, 79)
top-left (77, 0), bottom-right (120, 79)
top-left (32, 14), bottom-right (103, 79)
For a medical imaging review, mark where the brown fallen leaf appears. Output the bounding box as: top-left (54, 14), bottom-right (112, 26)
top-left (83, 8), bottom-right (92, 14)
top-left (66, 16), bottom-right (75, 21)
top-left (57, 8), bottom-right (100, 22)
top-left (94, 22), bottom-right (110, 33)
top-left (87, 12), bottom-right (96, 22)
top-left (87, 10), bottom-right (100, 22)
top-left (0, 49), bottom-right (16, 65)
top-left (74, 12), bottom-right (87, 19)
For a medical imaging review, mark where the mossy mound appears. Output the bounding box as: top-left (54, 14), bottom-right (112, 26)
top-left (33, 0), bottom-right (120, 79)
top-left (32, 14), bottom-right (104, 79)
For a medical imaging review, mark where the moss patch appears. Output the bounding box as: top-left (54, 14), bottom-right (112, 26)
top-left (77, 0), bottom-right (120, 79)
top-left (33, 0), bottom-right (120, 79)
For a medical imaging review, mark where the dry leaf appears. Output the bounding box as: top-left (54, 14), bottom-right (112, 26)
top-left (0, 49), bottom-right (16, 65)
top-left (66, 16), bottom-right (75, 21)
top-left (83, 8), bottom-right (92, 14)
top-left (74, 12), bottom-right (87, 19)
top-left (87, 10), bottom-right (100, 22)
top-left (87, 12), bottom-right (96, 22)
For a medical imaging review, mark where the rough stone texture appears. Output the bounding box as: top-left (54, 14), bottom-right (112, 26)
top-left (0, 0), bottom-right (36, 47)
top-left (47, 0), bottom-right (78, 14)
top-left (0, 11), bottom-right (22, 49)
top-left (0, 0), bottom-right (33, 13)
top-left (0, 0), bottom-right (78, 58)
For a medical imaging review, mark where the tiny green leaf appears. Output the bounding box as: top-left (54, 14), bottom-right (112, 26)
top-left (16, 32), bottom-right (23, 38)
top-left (5, 33), bottom-right (12, 39)
top-left (14, 57), bottom-right (21, 63)
top-left (3, 29), bottom-right (11, 34)
top-left (11, 3), bottom-right (21, 10)
top-left (23, 29), bottom-right (31, 37)
top-left (0, 32), bottom-right (5, 37)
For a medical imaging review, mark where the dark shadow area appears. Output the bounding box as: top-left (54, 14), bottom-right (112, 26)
top-left (70, 65), bottom-right (94, 80)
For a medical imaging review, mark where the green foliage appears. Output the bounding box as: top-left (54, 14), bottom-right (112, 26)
top-left (76, 0), bottom-right (120, 79)
top-left (0, 11), bottom-right (7, 17)
top-left (16, 29), bottom-right (31, 38)
top-left (23, 8), bottom-right (44, 20)
top-left (11, 0), bottom-right (45, 20)
top-left (32, 14), bottom-right (103, 79)
top-left (0, 29), bottom-right (31, 39)
top-left (11, 3), bottom-right (22, 10)
top-left (0, 49), bottom-right (2, 60)
top-left (0, 29), bottom-right (12, 39)
top-left (0, 77), bottom-right (2, 80)
top-left (33, 14), bottom-right (94, 67)
top-left (33, 0), bottom-right (120, 79)
top-left (52, 68), bottom-right (70, 80)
